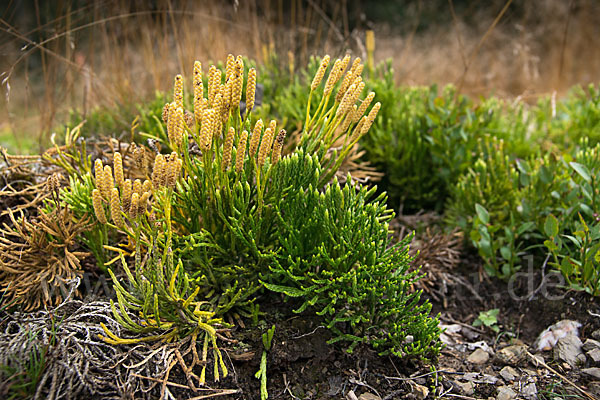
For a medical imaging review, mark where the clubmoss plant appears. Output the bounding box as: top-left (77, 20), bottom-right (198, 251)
top-left (49, 54), bottom-right (441, 372)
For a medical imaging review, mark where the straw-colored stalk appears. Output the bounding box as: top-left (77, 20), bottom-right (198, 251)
top-left (235, 130), bottom-right (248, 173)
top-left (249, 119), bottom-right (263, 157)
top-left (336, 83), bottom-right (357, 117)
top-left (162, 103), bottom-right (170, 124)
top-left (133, 179), bottom-right (142, 196)
top-left (110, 188), bottom-right (125, 228)
top-left (173, 107), bottom-right (185, 149)
top-left (166, 157), bottom-right (183, 188)
top-left (129, 193), bottom-right (140, 219)
top-left (142, 179), bottom-right (153, 193)
top-left (222, 126), bottom-right (235, 171)
top-left (360, 102), bottom-right (381, 135)
top-left (354, 92), bottom-right (375, 123)
top-left (226, 54), bottom-right (235, 81)
top-left (231, 58), bottom-right (244, 110)
top-left (151, 154), bottom-right (166, 189)
top-left (92, 189), bottom-right (107, 224)
top-left (350, 116), bottom-right (367, 143)
top-left (167, 102), bottom-right (177, 143)
top-left (208, 65), bottom-right (219, 105)
top-left (220, 79), bottom-right (232, 121)
top-left (94, 159), bottom-right (108, 198)
top-left (103, 166), bottom-right (114, 197)
top-left (324, 59), bottom-right (342, 96)
top-left (113, 152), bottom-right (124, 189)
top-left (246, 68), bottom-right (256, 113)
top-left (341, 105), bottom-right (357, 133)
top-left (193, 61), bottom-right (203, 125)
top-left (139, 192), bottom-right (151, 213)
top-left (200, 108), bottom-right (216, 152)
top-left (122, 179), bottom-right (132, 212)
top-left (271, 129), bottom-right (286, 165)
top-left (311, 55), bottom-right (330, 91)
top-left (174, 74), bottom-right (184, 111)
top-left (268, 120), bottom-right (277, 135)
top-left (257, 127), bottom-right (274, 167)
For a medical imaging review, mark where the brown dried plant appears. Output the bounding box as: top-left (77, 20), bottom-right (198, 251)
top-left (332, 144), bottom-right (383, 185)
top-left (0, 205), bottom-right (90, 311)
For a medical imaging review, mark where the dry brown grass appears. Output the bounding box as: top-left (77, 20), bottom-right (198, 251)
top-left (378, 0), bottom-right (600, 99)
top-left (1, 1), bottom-right (264, 146)
top-left (1, 0), bottom-right (600, 150)
top-left (0, 0), bottom-right (355, 148)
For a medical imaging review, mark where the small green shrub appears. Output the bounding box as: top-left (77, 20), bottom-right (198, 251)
top-left (362, 69), bottom-right (539, 211)
top-left (449, 135), bottom-right (600, 292)
top-left (543, 140), bottom-right (600, 295)
top-left (447, 137), bottom-right (562, 278)
top-left (264, 179), bottom-right (441, 359)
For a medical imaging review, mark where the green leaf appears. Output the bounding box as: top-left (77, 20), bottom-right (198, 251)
top-left (561, 257), bottom-right (574, 279)
top-left (517, 221), bottom-right (535, 235)
top-left (570, 162), bottom-right (592, 183)
top-left (477, 238), bottom-right (493, 258)
top-left (544, 239), bottom-right (558, 252)
top-left (564, 234), bottom-right (582, 248)
top-left (544, 214), bottom-right (559, 238)
top-left (262, 283), bottom-right (307, 297)
top-left (501, 263), bottom-right (512, 278)
top-left (500, 246), bottom-right (512, 261)
top-left (475, 203), bottom-right (489, 225)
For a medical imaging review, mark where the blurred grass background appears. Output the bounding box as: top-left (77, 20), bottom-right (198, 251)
top-left (1, 0), bottom-right (600, 153)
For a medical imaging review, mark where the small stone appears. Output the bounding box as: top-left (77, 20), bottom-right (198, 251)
top-left (463, 372), bottom-right (499, 384)
top-left (357, 393), bottom-right (381, 400)
top-left (535, 320), bottom-right (582, 351)
top-left (582, 368), bottom-right (600, 379)
top-left (584, 339), bottom-right (600, 352)
top-left (454, 381), bottom-right (475, 396)
top-left (468, 341), bottom-right (494, 354)
top-left (522, 382), bottom-right (537, 400)
top-left (499, 366), bottom-right (519, 382)
top-left (554, 335), bottom-right (586, 368)
top-left (357, 392), bottom-right (381, 400)
top-left (588, 348), bottom-right (600, 364)
top-left (440, 324), bottom-right (462, 346)
top-left (497, 345), bottom-right (527, 366)
top-left (461, 326), bottom-right (480, 341)
top-left (468, 348), bottom-right (490, 364)
top-left (592, 329), bottom-right (600, 341)
top-left (496, 386), bottom-right (517, 400)
top-left (346, 390), bottom-right (359, 400)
